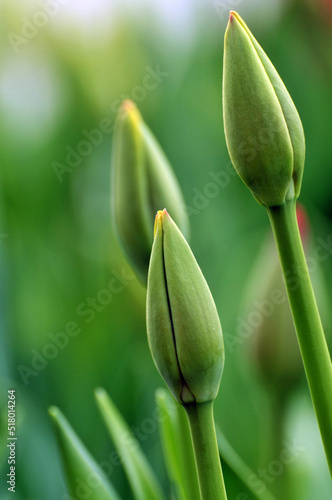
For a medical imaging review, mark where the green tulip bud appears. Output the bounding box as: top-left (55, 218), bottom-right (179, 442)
top-left (146, 209), bottom-right (224, 405)
top-left (223, 11), bottom-right (305, 207)
top-left (111, 101), bottom-right (189, 283)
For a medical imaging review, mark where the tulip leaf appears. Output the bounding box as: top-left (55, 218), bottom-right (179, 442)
top-left (216, 426), bottom-right (276, 500)
top-left (49, 406), bottom-right (121, 500)
top-left (95, 388), bottom-right (166, 500)
top-left (155, 388), bottom-right (200, 500)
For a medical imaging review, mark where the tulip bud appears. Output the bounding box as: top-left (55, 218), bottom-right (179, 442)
top-left (223, 11), bottom-right (305, 207)
top-left (146, 209), bottom-right (224, 405)
top-left (111, 101), bottom-right (189, 283)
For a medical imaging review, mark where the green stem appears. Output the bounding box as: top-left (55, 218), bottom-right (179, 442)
top-left (267, 200), bottom-right (332, 473)
top-left (185, 402), bottom-right (228, 500)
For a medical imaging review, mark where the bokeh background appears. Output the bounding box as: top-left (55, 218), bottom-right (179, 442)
top-left (0, 0), bottom-right (332, 498)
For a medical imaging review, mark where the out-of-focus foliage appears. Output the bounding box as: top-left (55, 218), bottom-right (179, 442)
top-left (95, 388), bottom-right (166, 500)
top-left (155, 388), bottom-right (200, 500)
top-left (0, 0), bottom-right (331, 498)
top-left (49, 405), bottom-right (121, 500)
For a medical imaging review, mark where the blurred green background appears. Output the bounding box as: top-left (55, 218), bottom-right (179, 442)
top-left (0, 0), bottom-right (332, 498)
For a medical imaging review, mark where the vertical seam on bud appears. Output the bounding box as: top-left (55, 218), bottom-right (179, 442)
top-left (161, 226), bottom-right (196, 404)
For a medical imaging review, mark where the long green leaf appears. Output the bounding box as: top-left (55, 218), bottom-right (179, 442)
top-left (95, 388), bottom-right (166, 500)
top-left (216, 427), bottom-right (276, 500)
top-left (155, 388), bottom-right (200, 500)
top-left (49, 406), bottom-right (121, 500)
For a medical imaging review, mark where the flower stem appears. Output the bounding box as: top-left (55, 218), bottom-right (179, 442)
top-left (267, 200), bottom-right (332, 473)
top-left (185, 402), bottom-right (228, 500)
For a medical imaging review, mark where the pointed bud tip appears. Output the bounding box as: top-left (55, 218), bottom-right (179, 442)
top-left (94, 387), bottom-right (106, 399)
top-left (154, 209), bottom-right (168, 237)
top-left (119, 99), bottom-right (140, 125)
top-left (229, 10), bottom-right (239, 22)
top-left (121, 99), bottom-right (136, 112)
top-left (154, 210), bottom-right (163, 237)
top-left (226, 11), bottom-right (240, 35)
top-left (48, 405), bottom-right (58, 416)
top-left (48, 406), bottom-right (61, 422)
top-left (155, 208), bottom-right (168, 220)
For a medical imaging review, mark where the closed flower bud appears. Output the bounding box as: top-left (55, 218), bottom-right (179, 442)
top-left (223, 11), bottom-right (305, 207)
top-left (111, 101), bottom-right (189, 283)
top-left (146, 209), bottom-right (224, 405)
